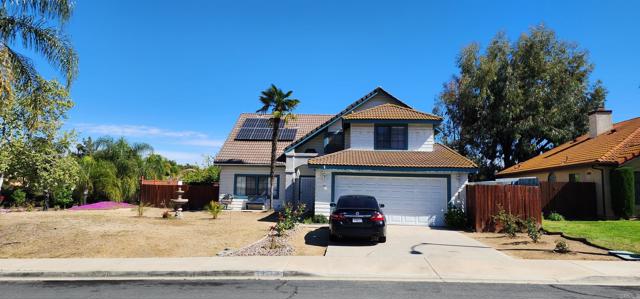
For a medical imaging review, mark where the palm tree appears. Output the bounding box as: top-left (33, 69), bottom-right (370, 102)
top-left (94, 137), bottom-right (153, 202)
top-left (0, 0), bottom-right (78, 97)
top-left (257, 84), bottom-right (300, 210)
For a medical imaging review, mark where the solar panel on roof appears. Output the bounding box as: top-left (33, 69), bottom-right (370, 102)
top-left (278, 128), bottom-right (297, 140)
top-left (235, 121), bottom-right (297, 141)
top-left (235, 128), bottom-right (253, 140)
top-left (241, 118), bottom-right (284, 129)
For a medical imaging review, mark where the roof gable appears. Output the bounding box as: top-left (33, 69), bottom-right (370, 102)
top-left (283, 87), bottom-right (410, 152)
top-left (343, 103), bottom-right (442, 121)
top-left (498, 117), bottom-right (640, 176)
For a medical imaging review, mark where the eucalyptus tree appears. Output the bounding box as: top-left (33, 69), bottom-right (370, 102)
top-left (257, 85), bottom-right (299, 209)
top-left (434, 25), bottom-right (606, 179)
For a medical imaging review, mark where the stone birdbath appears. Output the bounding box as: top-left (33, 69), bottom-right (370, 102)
top-left (171, 181), bottom-right (189, 219)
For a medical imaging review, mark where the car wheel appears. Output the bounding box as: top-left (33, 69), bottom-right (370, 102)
top-left (378, 236), bottom-right (387, 243)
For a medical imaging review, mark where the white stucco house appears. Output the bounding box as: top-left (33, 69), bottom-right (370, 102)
top-left (214, 87), bottom-right (477, 226)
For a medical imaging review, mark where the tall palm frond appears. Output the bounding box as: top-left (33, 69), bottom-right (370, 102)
top-left (0, 0), bottom-right (77, 91)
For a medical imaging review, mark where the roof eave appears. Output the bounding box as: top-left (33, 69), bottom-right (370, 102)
top-left (308, 164), bottom-right (478, 173)
top-left (496, 161), bottom-right (618, 177)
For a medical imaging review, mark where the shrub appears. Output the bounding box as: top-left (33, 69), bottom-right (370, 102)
top-left (25, 202), bottom-right (35, 212)
top-left (546, 212), bottom-right (565, 221)
top-left (205, 200), bottom-right (223, 219)
top-left (554, 239), bottom-right (570, 253)
top-left (492, 205), bottom-right (522, 238)
top-left (133, 201), bottom-right (151, 217)
top-left (610, 167), bottom-right (635, 219)
top-left (53, 188), bottom-right (74, 209)
top-left (10, 189), bottom-right (26, 207)
top-left (525, 218), bottom-right (540, 243)
top-left (304, 214), bottom-right (329, 224)
top-left (444, 204), bottom-right (467, 229)
top-left (274, 202), bottom-right (306, 235)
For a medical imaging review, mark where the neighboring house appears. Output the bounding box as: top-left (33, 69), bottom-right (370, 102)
top-left (497, 108), bottom-right (640, 218)
top-left (214, 87), bottom-right (477, 226)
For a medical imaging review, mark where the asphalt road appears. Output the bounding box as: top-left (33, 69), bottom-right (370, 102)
top-left (0, 279), bottom-right (638, 299)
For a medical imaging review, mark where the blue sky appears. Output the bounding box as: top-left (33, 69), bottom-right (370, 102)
top-left (33, 0), bottom-right (640, 164)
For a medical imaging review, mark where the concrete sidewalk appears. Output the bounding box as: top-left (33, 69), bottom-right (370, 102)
top-left (1, 256), bottom-right (639, 285)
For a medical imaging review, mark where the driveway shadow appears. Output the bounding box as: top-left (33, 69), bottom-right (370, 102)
top-left (304, 227), bottom-right (330, 247)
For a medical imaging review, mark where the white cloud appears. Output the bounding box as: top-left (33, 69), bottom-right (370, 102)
top-left (74, 123), bottom-right (225, 148)
top-left (75, 123), bottom-right (208, 139)
top-left (155, 150), bottom-right (205, 164)
top-left (179, 138), bottom-right (225, 148)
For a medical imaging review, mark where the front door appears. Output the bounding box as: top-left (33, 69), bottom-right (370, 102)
top-left (298, 176), bottom-right (315, 211)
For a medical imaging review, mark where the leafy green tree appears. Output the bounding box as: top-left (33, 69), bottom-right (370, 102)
top-left (257, 85), bottom-right (300, 209)
top-left (434, 25), bottom-right (606, 179)
top-left (0, 0), bottom-right (77, 97)
top-left (1, 78), bottom-right (76, 196)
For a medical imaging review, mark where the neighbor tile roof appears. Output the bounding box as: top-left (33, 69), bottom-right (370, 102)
top-left (307, 144), bottom-right (477, 169)
top-left (214, 113), bottom-right (332, 165)
top-left (498, 117), bottom-right (640, 176)
top-left (343, 103), bottom-right (442, 121)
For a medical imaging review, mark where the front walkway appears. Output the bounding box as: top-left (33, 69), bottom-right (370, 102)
top-left (325, 226), bottom-right (510, 261)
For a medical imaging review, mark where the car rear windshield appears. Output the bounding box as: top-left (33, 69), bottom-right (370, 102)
top-left (336, 196), bottom-right (379, 209)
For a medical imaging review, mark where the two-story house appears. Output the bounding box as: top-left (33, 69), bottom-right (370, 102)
top-left (214, 87), bottom-right (477, 226)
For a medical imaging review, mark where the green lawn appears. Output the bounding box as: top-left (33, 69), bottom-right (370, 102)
top-left (543, 220), bottom-right (640, 253)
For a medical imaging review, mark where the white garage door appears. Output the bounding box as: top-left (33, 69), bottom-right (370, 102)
top-left (334, 175), bottom-right (448, 226)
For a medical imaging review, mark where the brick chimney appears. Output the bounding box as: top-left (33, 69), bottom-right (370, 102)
top-left (588, 106), bottom-right (613, 138)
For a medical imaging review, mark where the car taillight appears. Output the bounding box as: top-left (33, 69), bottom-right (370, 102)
top-left (370, 211), bottom-right (385, 222)
top-left (330, 212), bottom-right (346, 221)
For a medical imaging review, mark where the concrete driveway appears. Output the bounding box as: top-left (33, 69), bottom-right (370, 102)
top-left (325, 226), bottom-right (510, 261)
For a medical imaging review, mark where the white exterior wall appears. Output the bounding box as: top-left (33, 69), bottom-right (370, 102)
top-left (408, 124), bottom-right (434, 151)
top-left (218, 165), bottom-right (287, 210)
top-left (349, 123), bottom-right (374, 149)
top-left (296, 133), bottom-right (325, 154)
top-left (349, 123), bottom-right (434, 151)
top-left (313, 169), bottom-right (469, 216)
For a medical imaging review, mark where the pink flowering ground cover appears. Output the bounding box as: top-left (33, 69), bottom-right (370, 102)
top-left (69, 201), bottom-right (134, 211)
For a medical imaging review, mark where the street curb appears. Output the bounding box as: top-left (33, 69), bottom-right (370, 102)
top-left (0, 270), bottom-right (315, 279)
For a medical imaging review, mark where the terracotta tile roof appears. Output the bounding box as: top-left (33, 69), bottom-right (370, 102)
top-left (498, 117), bottom-right (640, 176)
top-left (214, 113), bottom-right (332, 165)
top-left (307, 144), bottom-right (477, 169)
top-left (282, 87), bottom-right (410, 153)
top-left (343, 103), bottom-right (442, 121)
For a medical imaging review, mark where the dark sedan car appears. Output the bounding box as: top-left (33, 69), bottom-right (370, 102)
top-left (329, 195), bottom-right (386, 243)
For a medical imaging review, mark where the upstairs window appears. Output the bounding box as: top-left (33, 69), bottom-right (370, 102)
top-left (374, 124), bottom-right (407, 150)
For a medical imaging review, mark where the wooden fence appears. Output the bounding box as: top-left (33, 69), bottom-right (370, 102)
top-left (466, 184), bottom-right (542, 232)
top-left (139, 179), bottom-right (219, 210)
top-left (540, 182), bottom-right (597, 220)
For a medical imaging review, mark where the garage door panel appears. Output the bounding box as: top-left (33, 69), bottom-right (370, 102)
top-left (334, 175), bottom-right (447, 226)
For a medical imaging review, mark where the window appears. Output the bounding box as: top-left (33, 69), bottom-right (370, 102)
top-left (374, 125), bottom-right (407, 150)
top-left (234, 175), bottom-right (279, 199)
top-left (569, 173), bottom-right (580, 183)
